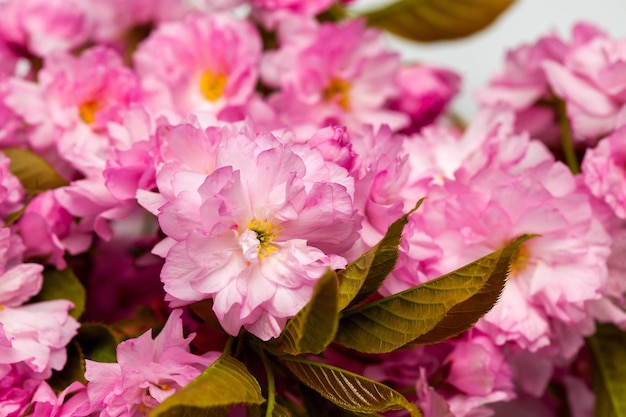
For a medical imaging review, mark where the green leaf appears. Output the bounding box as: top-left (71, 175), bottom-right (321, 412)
top-left (149, 355), bottom-right (265, 417)
top-left (334, 235), bottom-right (533, 353)
top-left (2, 147), bottom-right (68, 194)
top-left (48, 340), bottom-right (87, 392)
top-left (76, 323), bottom-right (118, 363)
top-left (362, 0), bottom-right (516, 42)
top-left (337, 199), bottom-right (424, 310)
top-left (282, 357), bottom-right (421, 416)
top-left (301, 385), bottom-right (383, 417)
top-left (270, 403), bottom-right (293, 417)
top-left (31, 268), bottom-right (86, 319)
top-left (588, 323), bottom-right (626, 417)
top-left (110, 304), bottom-right (164, 341)
top-left (274, 270), bottom-right (339, 355)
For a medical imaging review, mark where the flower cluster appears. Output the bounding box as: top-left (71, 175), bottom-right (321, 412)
top-left (0, 1), bottom-right (625, 416)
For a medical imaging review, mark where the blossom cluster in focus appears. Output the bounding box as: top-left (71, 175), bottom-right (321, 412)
top-left (0, 1), bottom-right (625, 416)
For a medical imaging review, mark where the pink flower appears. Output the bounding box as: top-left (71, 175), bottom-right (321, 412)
top-left (0, 300), bottom-right (79, 377)
top-left (0, 151), bottom-right (25, 220)
top-left (306, 125), bottom-right (355, 170)
top-left (361, 332), bottom-right (514, 417)
top-left (402, 159), bottom-right (610, 358)
top-left (261, 17), bottom-right (408, 136)
top-left (18, 191), bottom-right (92, 269)
top-left (346, 125), bottom-right (409, 256)
top-left (4, 46), bottom-right (143, 175)
top-left (153, 129), bottom-right (360, 340)
top-left (582, 124), bottom-right (626, 219)
top-left (0, 0), bottom-right (91, 57)
top-left (54, 176), bottom-right (137, 241)
top-left (28, 381), bottom-right (90, 417)
top-left (480, 22), bottom-right (626, 145)
top-left (251, 0), bottom-right (335, 15)
top-left (134, 13), bottom-right (262, 119)
top-left (389, 64), bottom-right (461, 134)
top-left (0, 366), bottom-right (42, 417)
top-left (84, 309), bottom-right (218, 417)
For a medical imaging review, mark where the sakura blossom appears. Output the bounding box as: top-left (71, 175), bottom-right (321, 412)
top-left (134, 12), bottom-right (262, 120)
top-left (480, 22), bottom-right (626, 146)
top-left (152, 127), bottom-right (359, 340)
top-left (4, 45), bottom-right (143, 176)
top-left (0, 2), bottom-right (624, 416)
top-left (84, 309), bottom-right (218, 417)
top-left (261, 17), bottom-right (408, 135)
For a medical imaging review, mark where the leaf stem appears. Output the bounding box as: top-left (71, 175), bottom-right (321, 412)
top-left (260, 350), bottom-right (276, 417)
top-left (223, 336), bottom-right (234, 356)
top-left (556, 99), bottom-right (581, 174)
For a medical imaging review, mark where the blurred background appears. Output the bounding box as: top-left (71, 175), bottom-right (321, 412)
top-left (351, 0), bottom-right (626, 119)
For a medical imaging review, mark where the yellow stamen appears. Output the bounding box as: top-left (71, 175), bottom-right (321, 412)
top-left (199, 70), bottom-right (227, 102)
top-left (78, 100), bottom-right (100, 124)
top-left (248, 218), bottom-right (280, 259)
top-left (509, 244), bottom-right (529, 276)
top-left (322, 78), bottom-right (351, 111)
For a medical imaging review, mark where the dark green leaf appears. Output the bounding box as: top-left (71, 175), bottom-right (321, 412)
top-left (31, 268), bottom-right (86, 319)
top-left (2, 147), bottom-right (68, 194)
top-left (301, 385), bottom-right (383, 417)
top-left (149, 355), bottom-right (265, 417)
top-left (588, 323), bottom-right (626, 417)
top-left (48, 340), bottom-right (87, 392)
top-left (334, 235), bottom-right (533, 353)
top-left (270, 403), bottom-right (293, 417)
top-left (76, 323), bottom-right (118, 363)
top-left (362, 0), bottom-right (516, 42)
top-left (110, 304), bottom-right (164, 341)
top-left (274, 270), bottom-right (339, 355)
top-left (337, 199), bottom-right (424, 310)
top-left (282, 357), bottom-right (421, 416)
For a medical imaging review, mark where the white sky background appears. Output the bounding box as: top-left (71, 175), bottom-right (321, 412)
top-left (349, 0), bottom-right (626, 119)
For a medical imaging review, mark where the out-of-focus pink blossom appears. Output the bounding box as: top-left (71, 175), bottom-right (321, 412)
top-left (18, 191), bottom-right (92, 268)
top-left (4, 46), bottom-right (143, 176)
top-left (0, 0), bottom-right (91, 57)
top-left (361, 333), bottom-right (514, 417)
top-left (251, 0), bottom-right (335, 15)
top-left (0, 151), bottom-right (25, 220)
top-left (480, 22), bottom-right (626, 145)
top-left (389, 64), bottom-right (461, 134)
top-left (84, 309), bottom-right (218, 417)
top-left (262, 17), bottom-right (408, 136)
top-left (134, 13), bottom-right (261, 120)
top-left (152, 128), bottom-right (359, 340)
top-left (582, 124), bottom-right (626, 218)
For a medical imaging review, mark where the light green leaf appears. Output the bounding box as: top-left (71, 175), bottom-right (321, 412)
top-left (588, 323), bottom-right (626, 417)
top-left (150, 355), bottom-right (265, 417)
top-left (334, 235), bottom-right (532, 353)
top-left (32, 268), bottom-right (86, 319)
top-left (274, 270), bottom-right (339, 355)
top-left (76, 323), bottom-right (118, 363)
top-left (362, 0), bottom-right (516, 42)
top-left (2, 147), bottom-right (67, 194)
top-left (337, 199), bottom-right (424, 310)
top-left (282, 357), bottom-right (421, 416)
